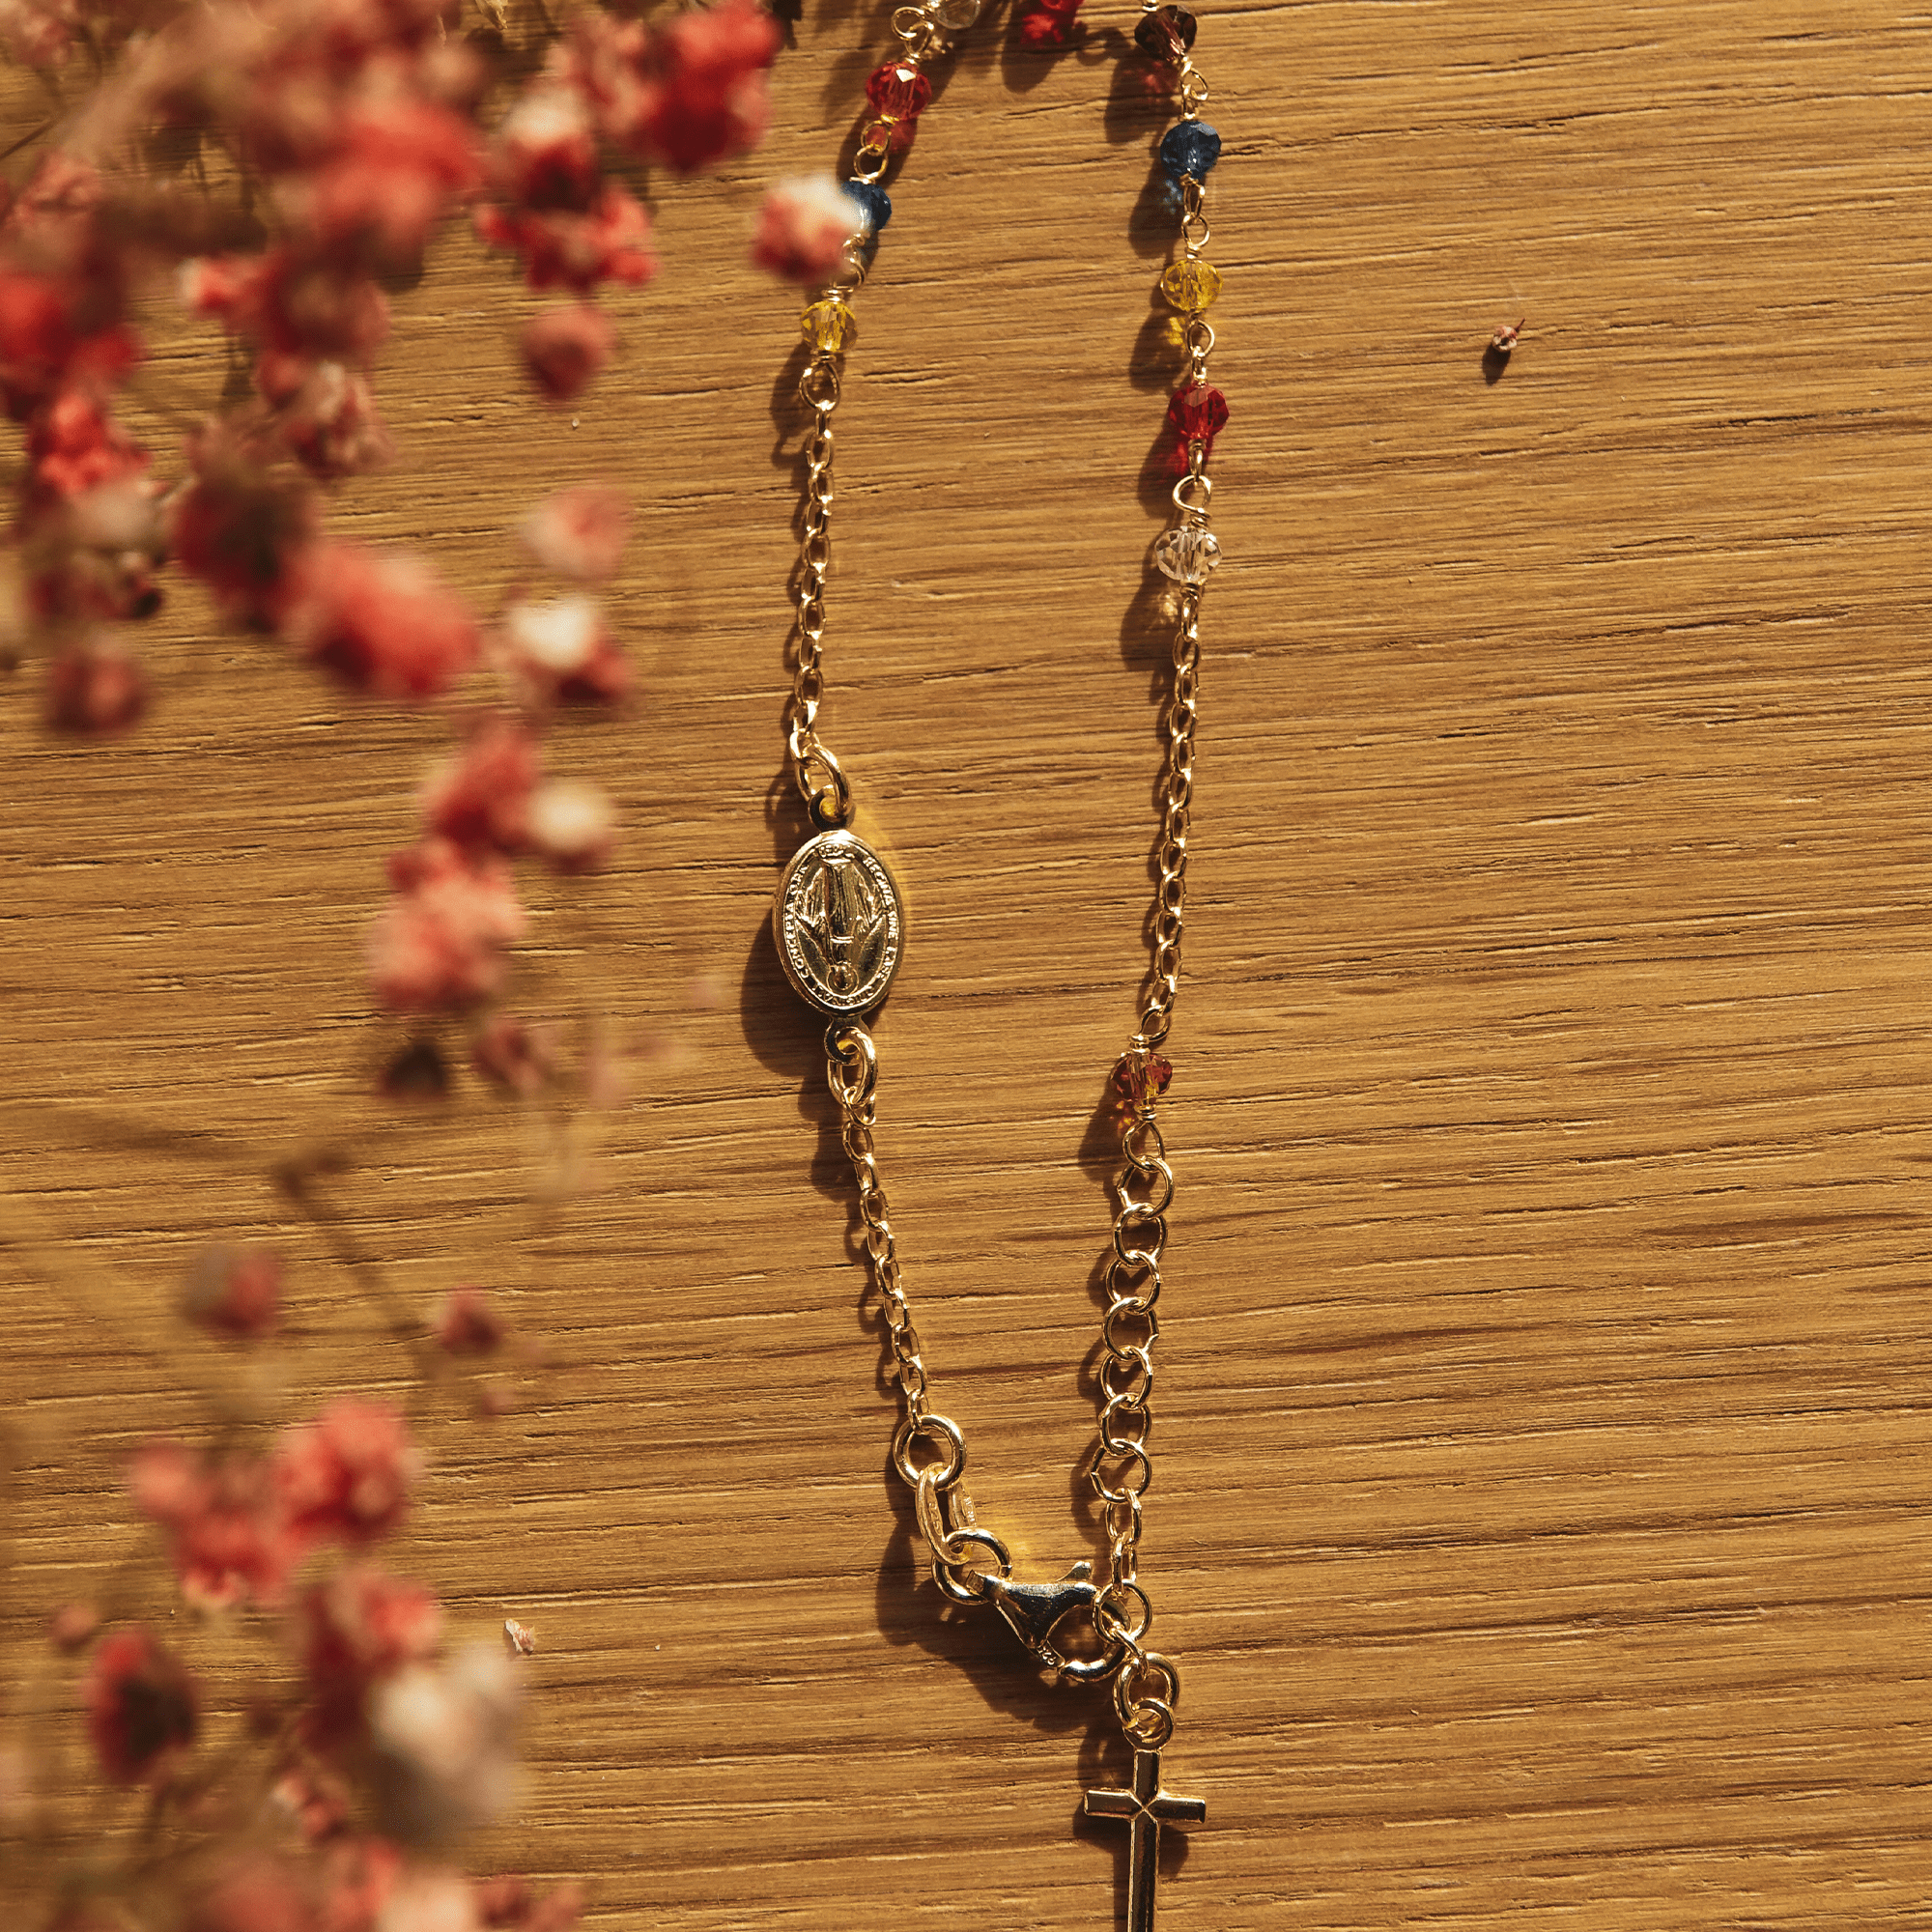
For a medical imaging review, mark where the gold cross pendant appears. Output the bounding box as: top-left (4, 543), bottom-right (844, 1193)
top-left (1083, 1747), bottom-right (1206, 1931)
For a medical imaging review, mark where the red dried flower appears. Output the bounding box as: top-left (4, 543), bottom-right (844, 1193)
top-left (43, 636), bottom-right (147, 734)
top-left (419, 716), bottom-right (542, 854)
top-left (280, 542), bottom-right (480, 699)
top-left (25, 387), bottom-right (147, 498)
top-left (434, 1286), bottom-right (504, 1356)
top-left (750, 176), bottom-right (862, 285)
top-left (300, 1563), bottom-right (443, 1749)
top-left (520, 302), bottom-right (614, 403)
top-left (86, 1626), bottom-right (198, 1785)
top-left (185, 249), bottom-right (390, 366)
top-left (475, 185), bottom-right (655, 294)
top-left (518, 485), bottom-right (628, 583)
top-left (292, 99), bottom-right (482, 270)
top-left (277, 1398), bottom-right (421, 1548)
top-left (264, 357), bottom-right (394, 478)
top-left (169, 427), bottom-right (322, 627)
top-left (629, 0), bottom-right (780, 173)
top-left (367, 838), bottom-right (526, 1013)
top-left (131, 1438), bottom-right (302, 1608)
top-left (183, 1241), bottom-right (284, 1339)
top-left (493, 83), bottom-right (601, 211)
top-left (478, 1876), bottom-right (586, 1931)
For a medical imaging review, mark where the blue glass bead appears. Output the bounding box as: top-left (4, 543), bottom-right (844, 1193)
top-left (1158, 120), bottom-right (1221, 184)
top-left (845, 179), bottom-right (893, 237)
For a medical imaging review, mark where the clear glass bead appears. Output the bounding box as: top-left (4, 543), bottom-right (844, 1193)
top-left (935, 0), bottom-right (981, 27)
top-left (1152, 524), bottom-right (1220, 584)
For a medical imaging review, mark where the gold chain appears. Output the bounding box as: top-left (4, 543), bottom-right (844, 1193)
top-left (780, 0), bottom-right (1222, 1754)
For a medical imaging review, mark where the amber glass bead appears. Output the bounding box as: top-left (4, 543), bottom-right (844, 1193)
top-left (1112, 1051), bottom-right (1174, 1110)
top-left (800, 298), bottom-right (855, 354)
top-left (1134, 3), bottom-right (1197, 63)
top-left (1160, 258), bottom-right (1223, 313)
top-left (866, 61), bottom-right (932, 120)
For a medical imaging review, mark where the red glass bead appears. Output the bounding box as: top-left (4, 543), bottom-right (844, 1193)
top-left (1167, 382), bottom-right (1228, 448)
top-left (1112, 1051), bottom-right (1174, 1110)
top-left (866, 61), bottom-right (932, 121)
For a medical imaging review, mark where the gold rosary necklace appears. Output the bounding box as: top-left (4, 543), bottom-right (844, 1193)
top-left (770, 7), bottom-right (1224, 1924)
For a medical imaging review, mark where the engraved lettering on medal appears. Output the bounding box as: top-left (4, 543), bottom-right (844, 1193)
top-left (775, 831), bottom-right (904, 1014)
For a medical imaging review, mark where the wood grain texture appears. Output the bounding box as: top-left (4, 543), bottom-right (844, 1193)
top-left (6, 3), bottom-right (1932, 1927)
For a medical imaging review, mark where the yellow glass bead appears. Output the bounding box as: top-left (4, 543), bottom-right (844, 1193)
top-left (1160, 259), bottom-right (1223, 314)
top-left (800, 298), bottom-right (855, 354)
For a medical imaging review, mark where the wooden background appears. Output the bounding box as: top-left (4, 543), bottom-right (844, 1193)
top-left (6, 2), bottom-right (1932, 1927)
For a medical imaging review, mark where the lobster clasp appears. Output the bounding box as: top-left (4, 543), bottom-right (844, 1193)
top-left (983, 1563), bottom-right (1122, 1685)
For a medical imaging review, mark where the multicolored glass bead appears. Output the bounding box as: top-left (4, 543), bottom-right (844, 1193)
top-left (1134, 3), bottom-right (1197, 63)
top-left (1158, 119), bottom-right (1221, 183)
top-left (1160, 258), bottom-right (1223, 313)
top-left (866, 60), bottom-right (932, 120)
top-left (800, 298), bottom-right (856, 353)
top-left (1152, 525), bottom-right (1220, 585)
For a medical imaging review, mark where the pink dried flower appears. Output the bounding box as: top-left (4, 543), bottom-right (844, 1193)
top-left (369, 1642), bottom-right (520, 1842)
top-left (629, 0), bottom-right (781, 173)
top-left (183, 1242), bottom-right (284, 1338)
top-left (434, 1287), bottom-right (505, 1356)
top-left (181, 1853), bottom-right (311, 1932)
top-left (502, 593), bottom-right (630, 705)
top-left (419, 717), bottom-right (542, 854)
top-left (470, 1013), bottom-right (557, 1096)
top-left (520, 302), bottom-right (613, 403)
top-left (185, 248), bottom-right (392, 366)
top-left (86, 1626), bottom-right (198, 1785)
top-left (518, 485), bottom-right (628, 582)
top-left (0, 0), bottom-right (77, 69)
top-left (501, 1619), bottom-right (536, 1659)
top-left (475, 185), bottom-right (655, 294)
top-left (493, 84), bottom-right (601, 210)
top-left (367, 838), bottom-right (526, 1013)
top-left (269, 1760), bottom-right (352, 1841)
top-left (281, 542), bottom-right (480, 699)
top-left (43, 636), bottom-right (147, 733)
top-left (477, 1877), bottom-right (585, 1931)
top-left (317, 1835), bottom-right (405, 1930)
top-left (265, 357), bottom-right (395, 478)
top-left (751, 176), bottom-right (862, 284)
top-left (47, 1599), bottom-right (100, 1651)
top-left (131, 1438), bottom-right (301, 1608)
top-left (526, 780), bottom-right (616, 874)
top-left (25, 387), bottom-right (147, 499)
top-left (291, 99), bottom-right (483, 270)
top-left (300, 1563), bottom-right (443, 1751)
top-left (277, 1398), bottom-right (421, 1548)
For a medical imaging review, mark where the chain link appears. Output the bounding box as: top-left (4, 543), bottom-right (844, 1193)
top-left (788, 359), bottom-right (851, 828)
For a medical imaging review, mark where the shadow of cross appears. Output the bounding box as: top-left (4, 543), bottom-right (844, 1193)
top-left (1083, 1747), bottom-right (1207, 1931)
